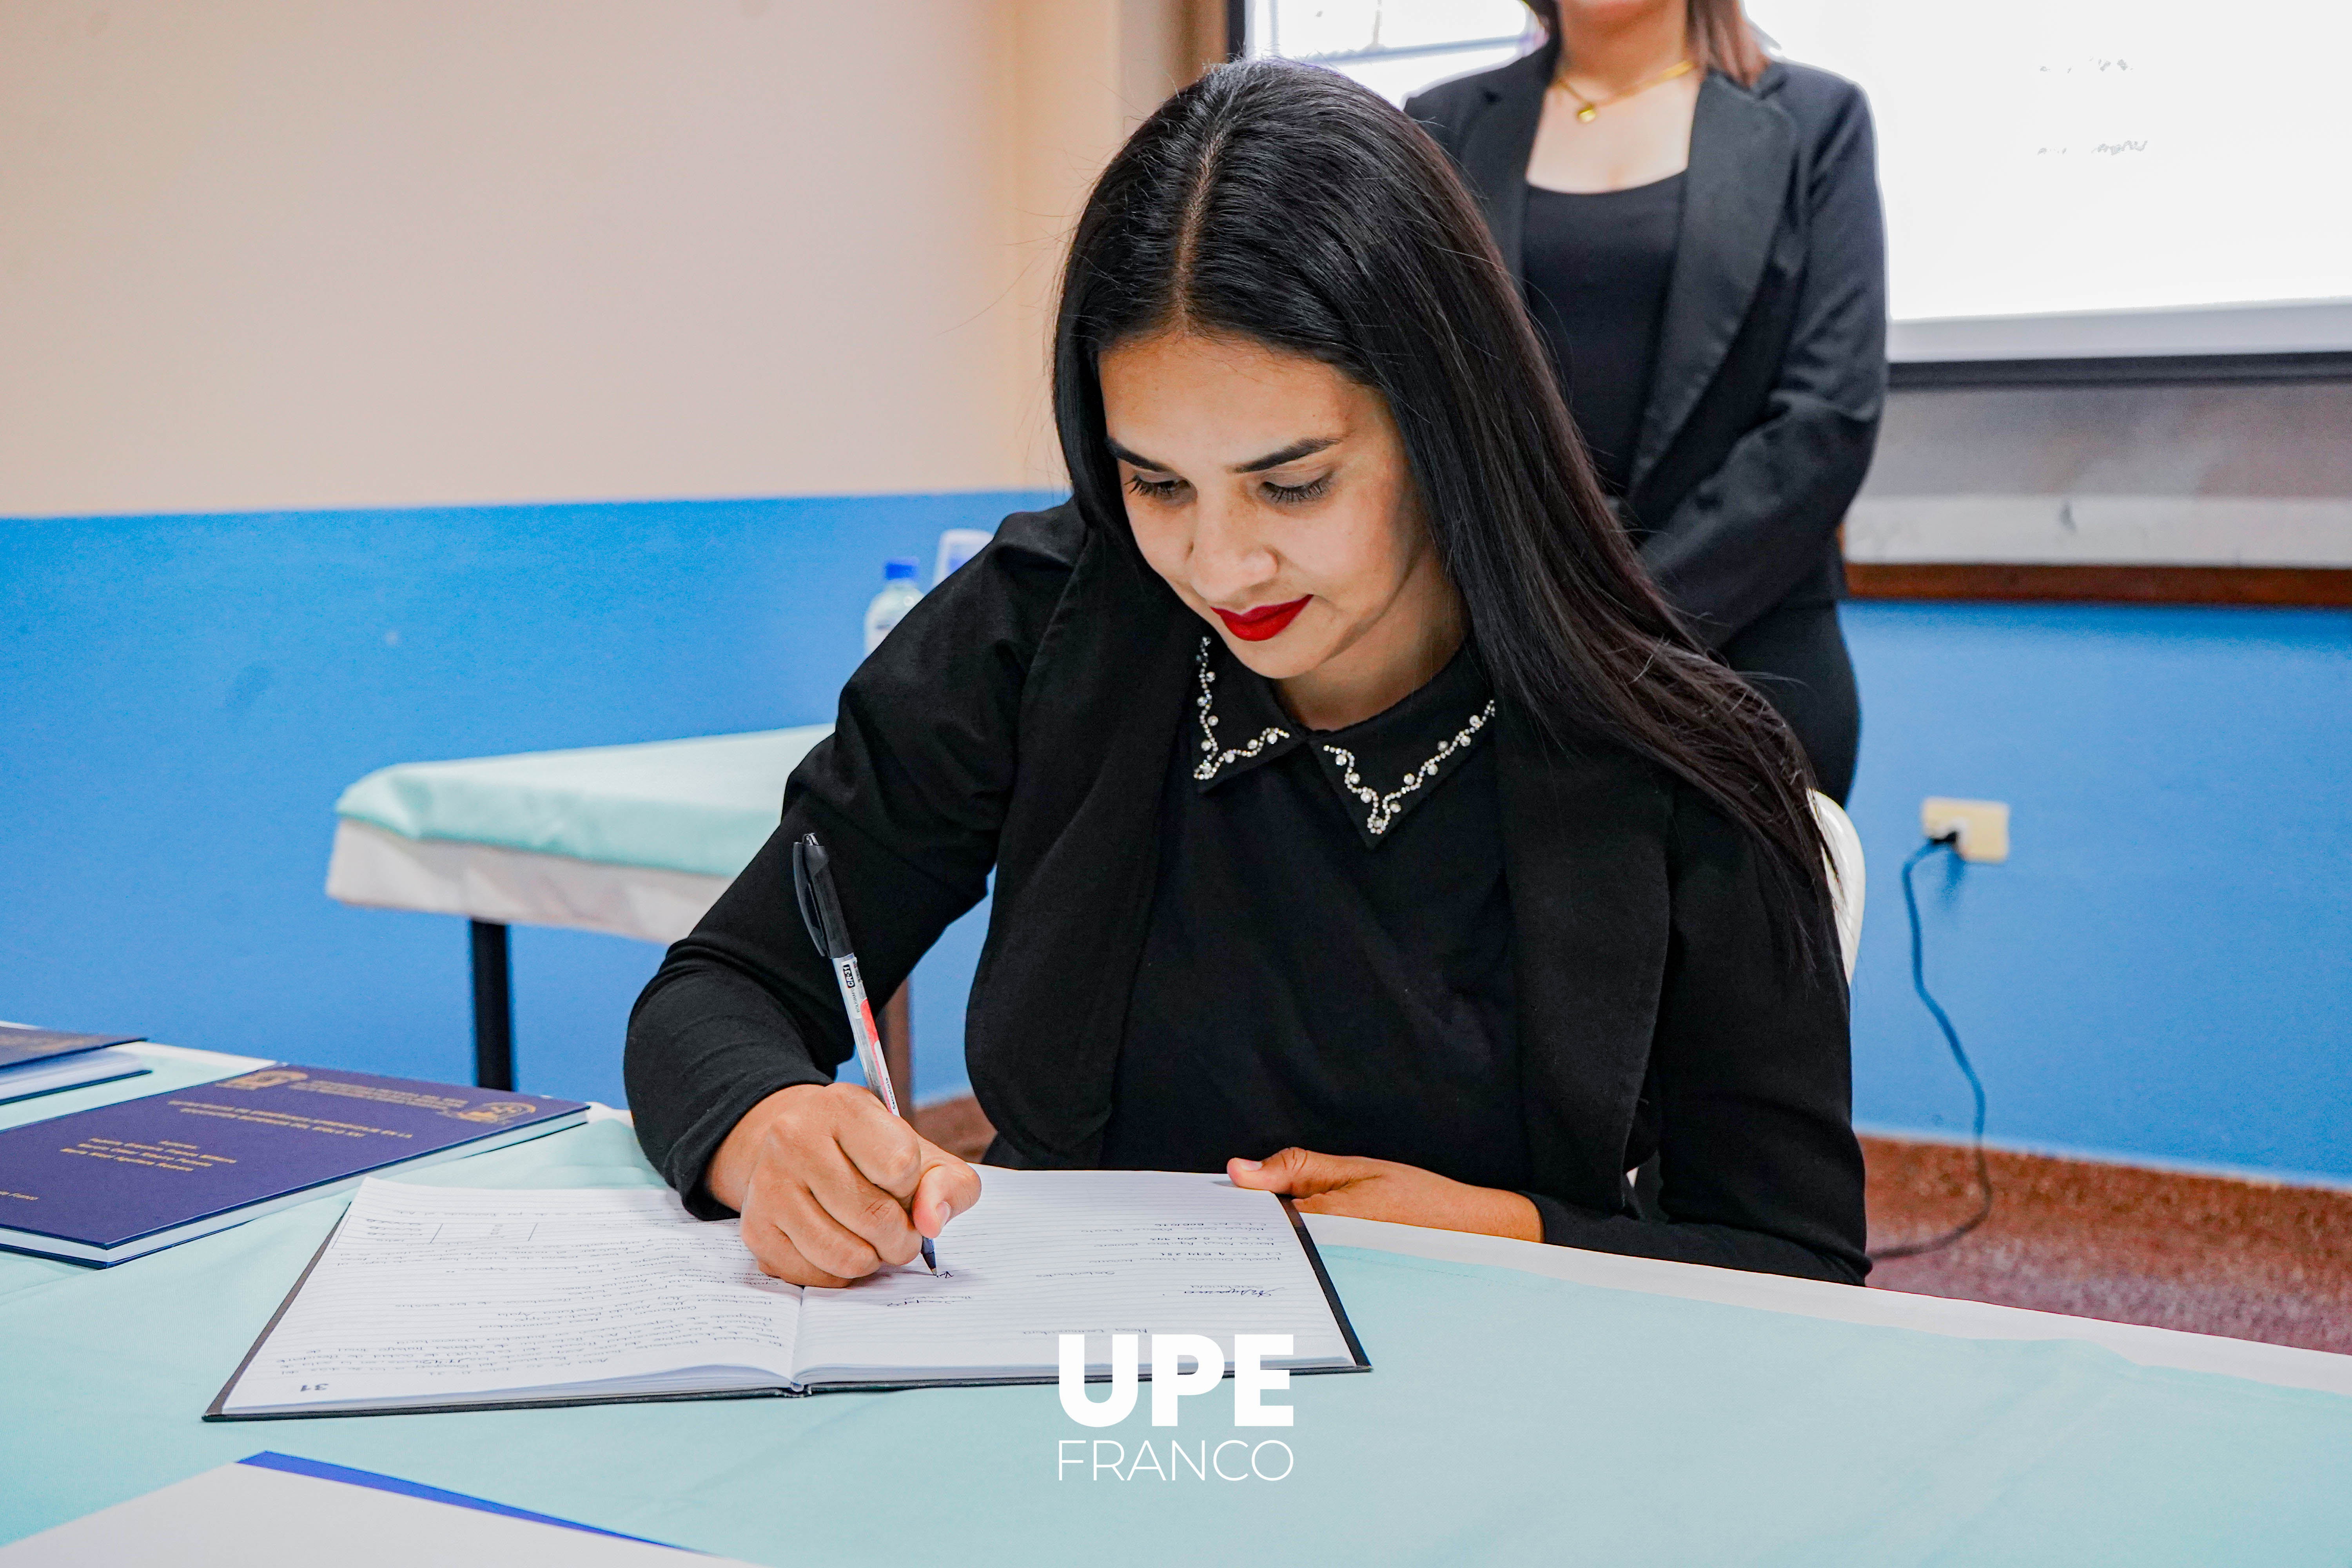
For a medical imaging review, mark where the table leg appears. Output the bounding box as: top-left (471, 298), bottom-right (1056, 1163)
top-left (881, 980), bottom-right (912, 1110)
top-left (470, 919), bottom-right (514, 1092)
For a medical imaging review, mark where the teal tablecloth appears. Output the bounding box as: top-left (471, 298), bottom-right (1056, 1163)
top-left (5, 1116), bottom-right (2349, 1564)
top-left (333, 726), bottom-right (832, 877)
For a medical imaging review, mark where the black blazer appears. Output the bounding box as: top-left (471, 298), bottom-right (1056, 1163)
top-left (1407, 48), bottom-right (1886, 648)
top-left (626, 502), bottom-right (1870, 1284)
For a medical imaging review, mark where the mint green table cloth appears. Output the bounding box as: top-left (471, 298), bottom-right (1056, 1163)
top-left (334, 726), bottom-right (832, 877)
top-left (5, 1102), bottom-right (2348, 1564)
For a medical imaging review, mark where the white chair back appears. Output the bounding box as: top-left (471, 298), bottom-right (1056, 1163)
top-left (1811, 791), bottom-right (1866, 983)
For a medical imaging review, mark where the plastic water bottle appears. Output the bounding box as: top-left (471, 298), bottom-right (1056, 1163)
top-left (863, 558), bottom-right (925, 656)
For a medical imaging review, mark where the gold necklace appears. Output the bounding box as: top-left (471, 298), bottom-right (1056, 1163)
top-left (1553, 56), bottom-right (1696, 122)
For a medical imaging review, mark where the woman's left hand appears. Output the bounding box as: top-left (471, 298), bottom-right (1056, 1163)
top-left (1226, 1149), bottom-right (1542, 1243)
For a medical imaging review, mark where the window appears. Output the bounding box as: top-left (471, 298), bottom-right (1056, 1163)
top-left (1246, 0), bottom-right (1542, 106)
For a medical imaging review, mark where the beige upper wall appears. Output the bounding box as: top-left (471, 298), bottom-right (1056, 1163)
top-left (1004, 0), bottom-right (1221, 479)
top-left (0, 0), bottom-right (1221, 517)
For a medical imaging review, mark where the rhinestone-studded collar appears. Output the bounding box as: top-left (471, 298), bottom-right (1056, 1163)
top-left (1189, 635), bottom-right (1298, 783)
top-left (1189, 634), bottom-right (1497, 847)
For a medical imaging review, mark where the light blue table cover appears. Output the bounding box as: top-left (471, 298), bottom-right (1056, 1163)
top-left (5, 1090), bottom-right (2350, 1564)
top-left (333, 726), bottom-right (833, 878)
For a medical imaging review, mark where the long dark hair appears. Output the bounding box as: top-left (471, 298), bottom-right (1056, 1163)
top-left (1052, 59), bottom-right (1835, 970)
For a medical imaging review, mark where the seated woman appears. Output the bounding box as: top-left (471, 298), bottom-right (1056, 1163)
top-left (624, 58), bottom-right (1867, 1288)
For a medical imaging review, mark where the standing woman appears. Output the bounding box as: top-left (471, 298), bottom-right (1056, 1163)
top-left (1406, 0), bottom-right (1884, 802)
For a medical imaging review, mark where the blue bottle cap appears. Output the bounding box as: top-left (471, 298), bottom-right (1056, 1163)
top-left (885, 558), bottom-right (920, 581)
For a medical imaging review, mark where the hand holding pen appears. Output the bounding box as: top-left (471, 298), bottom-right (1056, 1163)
top-left (792, 831), bottom-right (938, 1271)
top-left (697, 833), bottom-right (979, 1287)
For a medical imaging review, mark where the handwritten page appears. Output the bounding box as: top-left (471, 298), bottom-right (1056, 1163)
top-left (219, 1170), bottom-right (1355, 1414)
top-left (793, 1168), bottom-right (1352, 1383)
top-left (221, 1181), bottom-right (802, 1414)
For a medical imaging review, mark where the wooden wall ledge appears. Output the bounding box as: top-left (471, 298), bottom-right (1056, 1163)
top-left (1845, 562), bottom-right (2352, 607)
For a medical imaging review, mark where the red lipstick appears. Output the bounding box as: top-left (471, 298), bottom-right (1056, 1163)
top-left (1212, 596), bottom-right (1310, 642)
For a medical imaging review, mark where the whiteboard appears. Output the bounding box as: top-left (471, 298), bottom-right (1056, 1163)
top-left (1748, 0), bottom-right (2352, 359)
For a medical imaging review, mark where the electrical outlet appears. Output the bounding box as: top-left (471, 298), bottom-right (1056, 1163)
top-left (1921, 797), bottom-right (2010, 863)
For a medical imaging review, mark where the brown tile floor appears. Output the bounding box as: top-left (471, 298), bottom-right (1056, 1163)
top-left (1863, 1134), bottom-right (2352, 1355)
top-left (911, 1098), bottom-right (2352, 1354)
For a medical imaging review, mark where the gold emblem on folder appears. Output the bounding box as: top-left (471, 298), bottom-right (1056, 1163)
top-left (442, 1100), bottom-right (537, 1125)
top-left (216, 1069), bottom-right (309, 1091)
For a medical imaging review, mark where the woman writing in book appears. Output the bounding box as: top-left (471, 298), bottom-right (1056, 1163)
top-left (625, 60), bottom-right (1869, 1289)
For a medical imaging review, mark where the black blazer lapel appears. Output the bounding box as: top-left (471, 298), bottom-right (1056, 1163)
top-left (1495, 711), bottom-right (1672, 1209)
top-left (1630, 71), bottom-right (1796, 490)
top-left (1453, 44), bottom-right (1557, 280)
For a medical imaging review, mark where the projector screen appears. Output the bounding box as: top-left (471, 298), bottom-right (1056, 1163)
top-left (1746, 0), bottom-right (2352, 360)
top-left (1258, 0), bottom-right (2352, 363)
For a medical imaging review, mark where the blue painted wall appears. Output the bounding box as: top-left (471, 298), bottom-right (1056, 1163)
top-left (0, 494), bottom-right (1055, 1109)
top-left (1841, 602), bottom-right (2352, 1182)
top-left (6, 504), bottom-right (2347, 1178)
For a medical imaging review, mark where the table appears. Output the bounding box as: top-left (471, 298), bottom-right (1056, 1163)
top-left (5, 1049), bottom-right (2350, 1564)
top-left (323, 728), bottom-right (911, 1093)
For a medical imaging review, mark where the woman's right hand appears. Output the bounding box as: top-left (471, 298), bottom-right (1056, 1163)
top-left (704, 1082), bottom-right (981, 1286)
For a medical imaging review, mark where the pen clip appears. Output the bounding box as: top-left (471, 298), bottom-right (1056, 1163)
top-left (790, 834), bottom-right (827, 959)
top-left (791, 832), bottom-right (855, 960)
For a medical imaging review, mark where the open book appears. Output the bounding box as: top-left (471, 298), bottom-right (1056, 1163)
top-left (208, 1168), bottom-right (1367, 1418)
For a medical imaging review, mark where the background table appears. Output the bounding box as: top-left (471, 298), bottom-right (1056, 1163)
top-left (4, 1047), bottom-right (2350, 1565)
top-left (324, 728), bottom-right (901, 1094)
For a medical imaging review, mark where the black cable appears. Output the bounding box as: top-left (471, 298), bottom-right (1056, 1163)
top-left (1869, 833), bottom-right (1995, 1263)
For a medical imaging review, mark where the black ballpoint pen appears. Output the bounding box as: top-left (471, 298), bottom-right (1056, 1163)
top-left (791, 831), bottom-right (936, 1272)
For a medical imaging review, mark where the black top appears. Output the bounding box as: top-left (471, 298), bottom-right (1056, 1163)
top-left (1406, 56), bottom-right (1886, 648)
top-left (1521, 173), bottom-right (1685, 497)
top-left (624, 501), bottom-right (1869, 1284)
top-left (1105, 637), bottom-right (1524, 1186)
